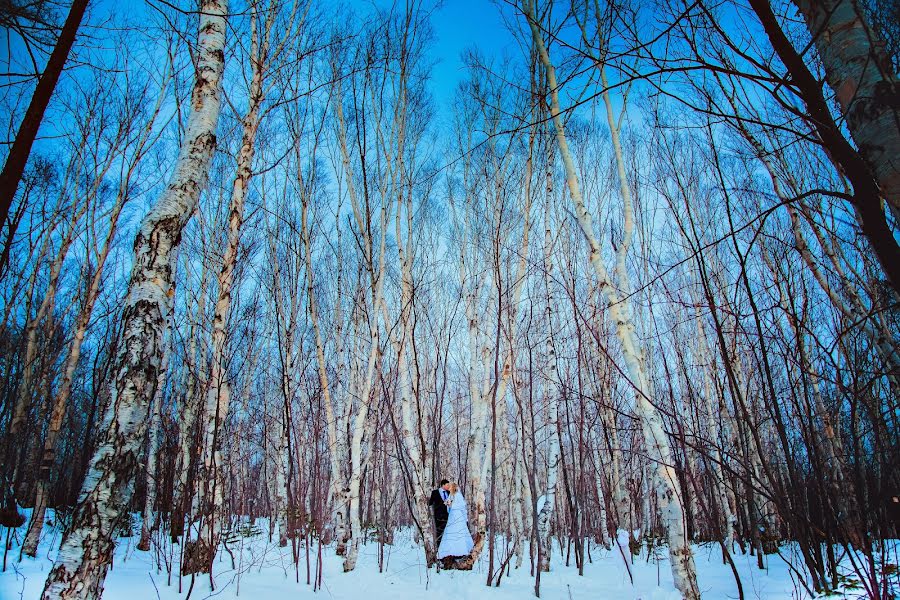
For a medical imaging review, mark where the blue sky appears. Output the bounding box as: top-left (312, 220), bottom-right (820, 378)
top-left (0, 0), bottom-right (523, 169)
top-left (1, 0), bottom-right (517, 97)
top-left (427, 0), bottom-right (518, 104)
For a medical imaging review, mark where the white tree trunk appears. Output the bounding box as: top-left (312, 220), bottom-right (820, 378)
top-left (588, 306), bottom-right (631, 544)
top-left (137, 343), bottom-right (167, 553)
top-left (273, 406), bottom-right (290, 547)
top-left (40, 3), bottom-right (227, 597)
top-left (302, 200), bottom-right (348, 553)
top-left (793, 0), bottom-right (900, 221)
top-left (536, 172), bottom-right (562, 573)
top-left (695, 315), bottom-right (738, 546)
top-left (387, 185), bottom-right (438, 565)
top-left (191, 5), bottom-right (268, 566)
top-left (171, 259), bottom-right (210, 540)
top-left (524, 3), bottom-right (700, 596)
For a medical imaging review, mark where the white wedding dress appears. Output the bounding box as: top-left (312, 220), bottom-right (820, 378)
top-left (437, 491), bottom-right (474, 558)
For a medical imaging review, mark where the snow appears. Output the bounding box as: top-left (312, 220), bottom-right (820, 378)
top-left (0, 510), bottom-right (844, 599)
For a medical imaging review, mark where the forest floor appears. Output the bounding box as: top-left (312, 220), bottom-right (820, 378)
top-left (0, 510), bottom-right (871, 599)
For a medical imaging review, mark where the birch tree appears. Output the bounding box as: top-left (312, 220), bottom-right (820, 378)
top-left (40, 2), bottom-right (227, 597)
top-left (184, 0), bottom-right (304, 575)
top-left (536, 165), bottom-right (562, 575)
top-left (522, 1), bottom-right (701, 596)
top-left (791, 0), bottom-right (900, 223)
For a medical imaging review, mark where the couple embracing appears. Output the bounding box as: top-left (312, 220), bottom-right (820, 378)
top-left (428, 479), bottom-right (474, 561)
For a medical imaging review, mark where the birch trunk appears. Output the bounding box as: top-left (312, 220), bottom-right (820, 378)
top-left (301, 197), bottom-right (348, 553)
top-left (510, 421), bottom-right (527, 567)
top-left (40, 3), bottom-right (226, 597)
top-left (729, 347), bottom-right (778, 553)
top-left (379, 60), bottom-right (439, 554)
top-left (263, 204), bottom-right (302, 552)
top-left (392, 269), bottom-right (437, 565)
top-left (455, 156), bottom-right (503, 569)
top-left (536, 189), bottom-right (562, 573)
top-left (273, 406), bottom-right (290, 547)
top-left (137, 343), bottom-right (167, 553)
top-left (792, 0), bottom-right (900, 222)
top-left (460, 255), bottom-right (496, 569)
top-left (524, 3), bottom-right (700, 596)
top-left (190, 2), bottom-right (272, 568)
top-left (497, 107), bottom-right (537, 571)
top-left (14, 215), bottom-right (82, 548)
top-left (588, 292), bottom-right (632, 544)
top-left (759, 244), bottom-right (860, 545)
top-left (266, 217), bottom-right (306, 553)
top-left (342, 325), bottom-right (383, 572)
top-left (747, 0), bottom-right (900, 292)
top-left (170, 257), bottom-right (210, 542)
top-left (696, 322), bottom-right (738, 546)
top-left (387, 181), bottom-right (437, 565)
top-left (10, 88), bottom-right (129, 452)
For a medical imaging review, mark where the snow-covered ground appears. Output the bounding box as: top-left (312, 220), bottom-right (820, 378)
top-left (0, 511), bottom-right (850, 599)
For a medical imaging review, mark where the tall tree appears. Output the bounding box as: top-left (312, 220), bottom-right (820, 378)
top-left (0, 0), bottom-right (90, 277)
top-left (522, 0), bottom-right (701, 597)
top-left (40, 1), bottom-right (227, 597)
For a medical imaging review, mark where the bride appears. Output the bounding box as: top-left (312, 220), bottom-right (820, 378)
top-left (437, 482), bottom-right (474, 559)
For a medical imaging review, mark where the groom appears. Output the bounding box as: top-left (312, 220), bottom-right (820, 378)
top-left (428, 479), bottom-right (451, 547)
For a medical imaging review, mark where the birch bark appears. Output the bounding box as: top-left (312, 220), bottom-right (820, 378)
top-left (452, 110), bottom-right (513, 569)
top-left (536, 186), bottom-right (562, 573)
top-left (302, 195), bottom-right (348, 553)
top-left (459, 207), bottom-right (498, 568)
top-left (792, 0), bottom-right (900, 222)
top-left (588, 286), bottom-right (632, 545)
top-left (523, 2), bottom-right (700, 596)
top-left (389, 208), bottom-right (437, 565)
top-left (137, 322), bottom-right (171, 553)
top-left (695, 313), bottom-right (738, 546)
top-left (40, 2), bottom-right (227, 597)
top-left (265, 213), bottom-right (305, 552)
top-left (747, 0), bottom-right (900, 292)
top-left (171, 253), bottom-right (210, 542)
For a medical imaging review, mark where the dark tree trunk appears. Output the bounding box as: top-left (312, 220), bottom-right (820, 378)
top-left (748, 0), bottom-right (900, 295)
top-left (0, 0), bottom-right (90, 276)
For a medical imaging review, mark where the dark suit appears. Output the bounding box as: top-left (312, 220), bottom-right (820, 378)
top-left (428, 488), bottom-right (449, 545)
